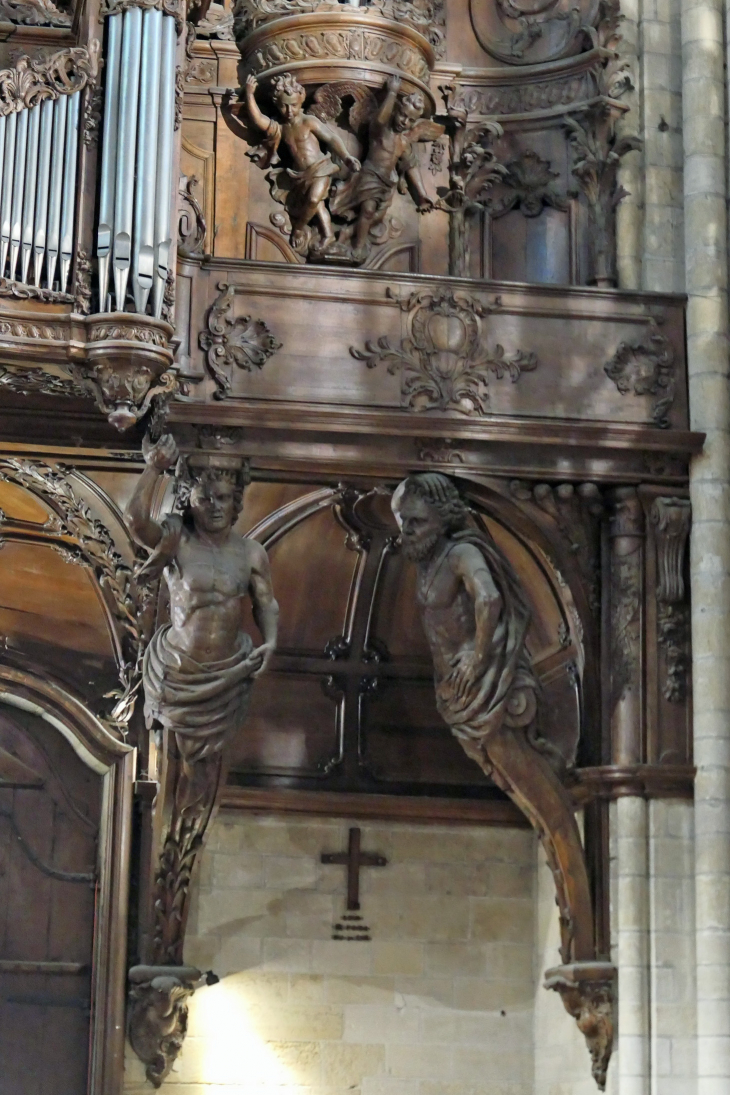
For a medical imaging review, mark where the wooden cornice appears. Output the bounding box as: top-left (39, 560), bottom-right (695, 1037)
top-left (571, 764), bottom-right (696, 804)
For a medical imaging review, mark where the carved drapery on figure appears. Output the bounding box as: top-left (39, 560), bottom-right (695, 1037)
top-left (126, 435), bottom-right (279, 1079)
top-left (390, 472), bottom-right (615, 1088)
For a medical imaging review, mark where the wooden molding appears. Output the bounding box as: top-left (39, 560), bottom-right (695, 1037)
top-left (571, 764), bottom-right (695, 804)
top-left (220, 785), bottom-right (530, 827)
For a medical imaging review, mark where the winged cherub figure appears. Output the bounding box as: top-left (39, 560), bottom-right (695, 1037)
top-left (245, 72), bottom-right (360, 252)
top-left (330, 75), bottom-right (444, 261)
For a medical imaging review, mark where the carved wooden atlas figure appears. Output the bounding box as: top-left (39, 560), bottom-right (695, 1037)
top-left (125, 433), bottom-right (279, 1086)
top-left (391, 472), bottom-right (616, 1090)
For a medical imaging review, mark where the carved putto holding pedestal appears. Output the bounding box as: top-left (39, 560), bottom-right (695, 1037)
top-left (244, 73), bottom-right (443, 264)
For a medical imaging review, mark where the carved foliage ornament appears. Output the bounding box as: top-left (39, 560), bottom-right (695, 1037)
top-left (178, 175), bottom-right (207, 259)
top-left (101, 0), bottom-right (184, 32)
top-left (351, 289), bottom-right (537, 415)
top-left (488, 149), bottom-right (568, 218)
top-left (0, 42), bottom-right (100, 115)
top-left (0, 0), bottom-right (71, 26)
top-left (233, 0), bottom-right (445, 57)
top-left (604, 323), bottom-right (675, 428)
top-left (0, 364), bottom-right (89, 398)
top-left (127, 966), bottom-right (201, 1088)
top-left (0, 459), bottom-right (150, 734)
top-left (199, 282), bottom-right (282, 397)
top-left (545, 962), bottom-right (616, 1091)
top-left (651, 497), bottom-right (691, 703)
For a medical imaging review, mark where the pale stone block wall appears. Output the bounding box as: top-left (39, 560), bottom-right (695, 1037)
top-left (123, 815), bottom-right (538, 1095)
top-left (532, 839), bottom-right (597, 1095)
top-left (648, 800), bottom-right (697, 1095)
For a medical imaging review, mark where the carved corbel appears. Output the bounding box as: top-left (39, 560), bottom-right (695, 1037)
top-left (651, 497), bottom-right (691, 702)
top-left (127, 965), bottom-right (202, 1087)
top-left (71, 314), bottom-right (178, 431)
top-left (545, 962), bottom-right (616, 1090)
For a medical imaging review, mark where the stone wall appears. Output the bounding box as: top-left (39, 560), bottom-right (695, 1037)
top-left (123, 814), bottom-right (538, 1095)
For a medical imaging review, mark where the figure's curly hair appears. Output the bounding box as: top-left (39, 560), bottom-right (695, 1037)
top-left (175, 461), bottom-right (251, 525)
top-left (271, 72), bottom-right (306, 105)
top-left (399, 472), bottom-right (470, 532)
top-left (399, 91), bottom-right (426, 118)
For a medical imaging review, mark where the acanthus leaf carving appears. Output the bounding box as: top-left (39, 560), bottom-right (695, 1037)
top-left (488, 149), bottom-right (569, 218)
top-left (0, 364), bottom-right (90, 399)
top-left (73, 249), bottom-right (93, 316)
top-left (199, 281), bottom-right (282, 397)
top-left (651, 497), bottom-right (691, 703)
top-left (565, 107), bottom-right (641, 286)
top-left (608, 487), bottom-right (643, 706)
top-left (437, 84), bottom-right (506, 277)
top-left (604, 322), bottom-right (675, 428)
top-left (101, 0), bottom-right (184, 33)
top-left (127, 965), bottom-right (201, 1088)
top-left (0, 41), bottom-right (100, 115)
top-left (0, 0), bottom-right (71, 27)
top-left (178, 175), bottom-right (207, 259)
top-left (0, 458), bottom-right (153, 735)
top-left (350, 289), bottom-right (537, 415)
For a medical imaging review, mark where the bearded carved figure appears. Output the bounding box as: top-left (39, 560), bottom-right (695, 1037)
top-left (391, 473), bottom-right (615, 1089)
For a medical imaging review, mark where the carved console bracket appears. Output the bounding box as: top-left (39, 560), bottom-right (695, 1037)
top-left (0, 312), bottom-right (177, 430)
top-left (350, 288), bottom-right (537, 415)
top-left (128, 965), bottom-right (202, 1088)
top-left (651, 496), bottom-right (691, 702)
top-left (545, 962), bottom-right (616, 1090)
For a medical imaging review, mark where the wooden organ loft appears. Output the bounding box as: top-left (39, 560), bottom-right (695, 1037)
top-left (0, 0), bottom-right (698, 1090)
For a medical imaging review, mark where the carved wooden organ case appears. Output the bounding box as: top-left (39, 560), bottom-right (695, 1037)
top-left (0, 0), bottom-right (699, 1089)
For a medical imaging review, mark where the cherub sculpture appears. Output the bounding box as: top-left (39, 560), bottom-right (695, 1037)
top-left (245, 71), bottom-right (360, 253)
top-left (329, 75), bottom-right (444, 261)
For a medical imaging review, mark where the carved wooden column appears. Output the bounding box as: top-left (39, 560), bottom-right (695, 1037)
top-left (607, 487), bottom-right (650, 1095)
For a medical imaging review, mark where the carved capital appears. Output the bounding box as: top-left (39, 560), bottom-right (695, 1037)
top-left (127, 965), bottom-right (201, 1088)
top-left (78, 314), bottom-right (177, 431)
top-left (544, 962), bottom-right (616, 1090)
top-left (199, 282), bottom-right (282, 397)
top-left (351, 288), bottom-right (537, 415)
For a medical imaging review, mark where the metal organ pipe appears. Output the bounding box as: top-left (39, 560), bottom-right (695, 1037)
top-left (96, 6), bottom-right (178, 315)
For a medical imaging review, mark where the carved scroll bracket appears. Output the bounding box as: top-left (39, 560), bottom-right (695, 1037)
top-left (128, 965), bottom-right (202, 1088)
top-left (545, 962), bottom-right (616, 1091)
top-left (199, 282), bottom-right (282, 397)
top-left (651, 496), bottom-right (691, 702)
top-left (351, 288), bottom-right (537, 415)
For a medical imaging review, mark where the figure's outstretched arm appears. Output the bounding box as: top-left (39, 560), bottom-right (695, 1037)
top-left (248, 540), bottom-right (279, 676)
top-left (404, 164), bottom-right (434, 210)
top-left (309, 118), bottom-right (360, 172)
top-left (126, 434), bottom-right (179, 550)
top-left (245, 74), bottom-right (274, 134)
top-left (375, 74), bottom-right (401, 126)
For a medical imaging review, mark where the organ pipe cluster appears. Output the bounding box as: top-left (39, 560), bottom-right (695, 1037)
top-left (97, 7), bottom-right (176, 317)
top-left (0, 92), bottom-right (80, 293)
